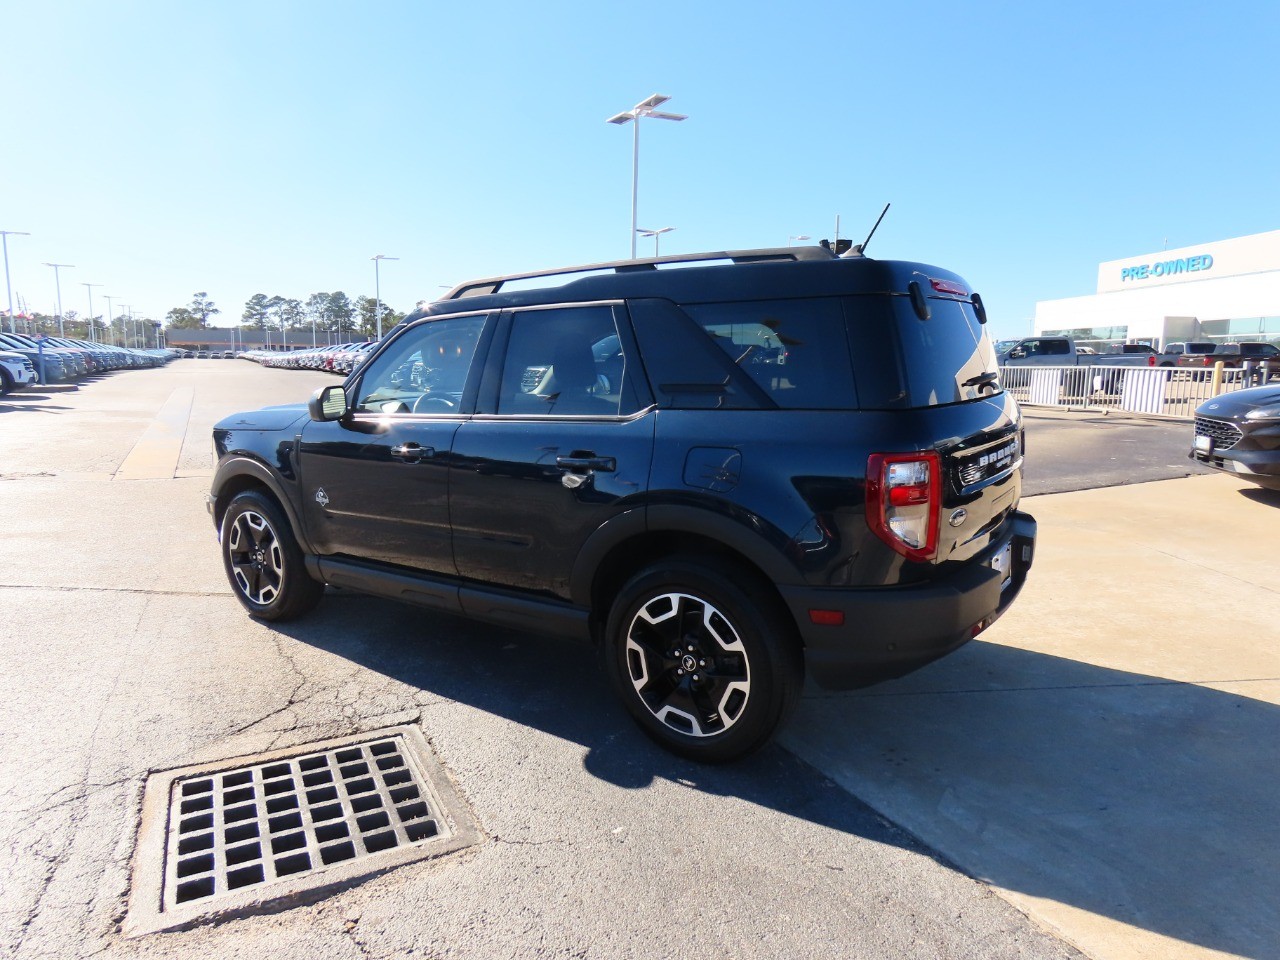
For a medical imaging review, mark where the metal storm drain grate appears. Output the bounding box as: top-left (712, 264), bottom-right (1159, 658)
top-left (127, 726), bottom-right (479, 936)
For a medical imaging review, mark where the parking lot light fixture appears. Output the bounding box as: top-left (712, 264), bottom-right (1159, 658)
top-left (607, 94), bottom-right (687, 259)
top-left (43, 262), bottom-right (74, 337)
top-left (372, 254), bottom-right (399, 341)
top-left (2, 230), bottom-right (30, 335)
top-left (104, 294), bottom-right (118, 346)
top-left (636, 226), bottom-right (674, 257)
top-left (82, 282), bottom-right (101, 342)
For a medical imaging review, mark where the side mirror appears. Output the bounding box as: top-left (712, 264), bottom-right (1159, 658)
top-left (1009, 348), bottom-right (1026, 359)
top-left (308, 384), bottom-right (348, 422)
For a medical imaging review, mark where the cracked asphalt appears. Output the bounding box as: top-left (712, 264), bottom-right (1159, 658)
top-left (1, 360), bottom-right (1184, 960)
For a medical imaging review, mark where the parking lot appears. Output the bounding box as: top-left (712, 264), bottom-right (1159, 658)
top-left (1, 361), bottom-right (1276, 960)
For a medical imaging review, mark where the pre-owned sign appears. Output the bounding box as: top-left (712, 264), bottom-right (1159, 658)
top-left (1121, 254), bottom-right (1214, 283)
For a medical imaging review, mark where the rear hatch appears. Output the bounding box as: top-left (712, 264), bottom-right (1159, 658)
top-left (845, 282), bottom-right (1022, 569)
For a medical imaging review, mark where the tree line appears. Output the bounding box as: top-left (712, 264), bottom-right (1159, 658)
top-left (3, 309), bottom-right (157, 347)
top-left (3, 290), bottom-right (411, 347)
top-left (165, 291), bottom-right (407, 341)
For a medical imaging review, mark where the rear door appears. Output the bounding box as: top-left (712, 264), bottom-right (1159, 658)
top-left (449, 303), bottom-right (654, 599)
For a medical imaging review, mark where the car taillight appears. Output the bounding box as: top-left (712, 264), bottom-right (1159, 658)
top-left (866, 452), bottom-right (941, 562)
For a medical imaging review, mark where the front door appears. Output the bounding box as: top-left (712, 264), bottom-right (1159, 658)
top-left (298, 313), bottom-right (490, 575)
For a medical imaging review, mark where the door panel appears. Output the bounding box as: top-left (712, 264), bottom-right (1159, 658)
top-left (298, 416), bottom-right (462, 574)
top-left (449, 416), bottom-right (654, 596)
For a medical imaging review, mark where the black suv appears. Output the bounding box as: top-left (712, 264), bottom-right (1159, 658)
top-left (209, 246), bottom-right (1036, 761)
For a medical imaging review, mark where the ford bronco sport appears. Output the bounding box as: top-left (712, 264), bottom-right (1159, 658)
top-left (209, 245), bottom-right (1036, 762)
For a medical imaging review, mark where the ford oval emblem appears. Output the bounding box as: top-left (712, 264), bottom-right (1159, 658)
top-left (949, 508), bottom-right (967, 528)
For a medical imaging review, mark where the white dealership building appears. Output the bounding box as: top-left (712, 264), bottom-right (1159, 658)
top-left (1033, 229), bottom-right (1280, 350)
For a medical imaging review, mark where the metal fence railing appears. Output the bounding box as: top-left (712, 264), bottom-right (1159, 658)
top-left (997, 364), bottom-right (1268, 418)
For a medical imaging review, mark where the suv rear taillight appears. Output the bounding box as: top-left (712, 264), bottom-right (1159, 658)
top-left (866, 452), bottom-right (941, 562)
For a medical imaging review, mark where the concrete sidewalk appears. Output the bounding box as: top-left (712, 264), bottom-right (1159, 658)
top-left (783, 473), bottom-right (1280, 960)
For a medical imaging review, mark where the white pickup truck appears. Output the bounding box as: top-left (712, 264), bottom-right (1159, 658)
top-left (995, 337), bottom-right (1157, 367)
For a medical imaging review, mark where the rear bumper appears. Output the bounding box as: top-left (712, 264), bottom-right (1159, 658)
top-left (780, 511), bottom-right (1037, 689)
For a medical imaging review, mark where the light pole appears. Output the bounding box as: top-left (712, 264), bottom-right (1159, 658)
top-left (372, 254), bottom-right (398, 341)
top-left (104, 295), bottom-right (118, 345)
top-left (636, 227), bottom-right (674, 257)
top-left (2, 230), bottom-right (30, 334)
top-left (82, 282), bottom-right (101, 342)
top-left (607, 94), bottom-right (687, 259)
top-left (44, 262), bottom-right (74, 337)
top-left (788, 235), bottom-right (810, 246)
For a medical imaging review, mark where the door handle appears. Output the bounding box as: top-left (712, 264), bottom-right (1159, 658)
top-left (555, 455), bottom-right (616, 472)
top-left (391, 442), bottom-right (434, 462)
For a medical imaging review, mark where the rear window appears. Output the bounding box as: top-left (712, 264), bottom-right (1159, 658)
top-left (848, 295), bottom-right (999, 409)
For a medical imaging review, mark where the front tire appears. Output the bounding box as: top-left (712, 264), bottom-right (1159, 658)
top-left (603, 560), bottom-right (802, 763)
top-left (221, 490), bottom-right (323, 622)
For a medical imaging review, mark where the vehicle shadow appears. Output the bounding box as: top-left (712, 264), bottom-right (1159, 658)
top-left (0, 395), bottom-right (73, 412)
top-left (271, 595), bottom-right (1278, 959)
top-left (1239, 485), bottom-right (1280, 508)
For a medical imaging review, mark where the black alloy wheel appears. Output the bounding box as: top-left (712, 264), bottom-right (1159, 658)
top-left (604, 559), bottom-right (802, 763)
top-left (220, 490), bottom-right (323, 621)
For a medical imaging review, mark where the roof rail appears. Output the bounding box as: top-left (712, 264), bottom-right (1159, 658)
top-left (442, 245), bottom-right (838, 300)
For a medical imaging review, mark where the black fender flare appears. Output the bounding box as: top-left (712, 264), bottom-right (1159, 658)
top-left (568, 502), bottom-right (803, 608)
top-left (211, 456), bottom-right (312, 553)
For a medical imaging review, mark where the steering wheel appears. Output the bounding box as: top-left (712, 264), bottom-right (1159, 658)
top-left (411, 395), bottom-right (457, 414)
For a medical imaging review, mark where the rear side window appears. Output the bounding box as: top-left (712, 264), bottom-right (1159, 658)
top-left (497, 306), bottom-right (642, 416)
top-left (682, 298), bottom-right (857, 410)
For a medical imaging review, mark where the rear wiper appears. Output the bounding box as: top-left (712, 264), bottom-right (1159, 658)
top-left (963, 371), bottom-right (1000, 389)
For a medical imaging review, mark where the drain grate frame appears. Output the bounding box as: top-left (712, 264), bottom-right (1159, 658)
top-left (126, 725), bottom-right (479, 936)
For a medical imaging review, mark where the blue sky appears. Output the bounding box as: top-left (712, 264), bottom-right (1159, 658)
top-left (2, 0), bottom-right (1277, 340)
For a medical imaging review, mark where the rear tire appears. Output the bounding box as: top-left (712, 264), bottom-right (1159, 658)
top-left (603, 559), bottom-right (803, 763)
top-left (221, 490), bottom-right (323, 622)
top-left (0, 368), bottom-right (12, 396)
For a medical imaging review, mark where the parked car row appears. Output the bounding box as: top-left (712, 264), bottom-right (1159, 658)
top-left (0, 331), bottom-right (177, 394)
top-left (240, 342), bottom-right (376, 376)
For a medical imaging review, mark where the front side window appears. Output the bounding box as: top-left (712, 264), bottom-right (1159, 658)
top-left (353, 315), bottom-right (486, 414)
top-left (497, 306), bottom-right (640, 416)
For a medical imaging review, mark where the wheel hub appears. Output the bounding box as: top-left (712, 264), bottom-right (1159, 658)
top-left (227, 510), bottom-right (282, 606)
top-left (624, 592), bottom-right (751, 738)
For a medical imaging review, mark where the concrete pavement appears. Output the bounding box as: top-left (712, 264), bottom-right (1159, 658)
top-left (783, 473), bottom-right (1280, 960)
top-left (1, 364), bottom-right (1084, 960)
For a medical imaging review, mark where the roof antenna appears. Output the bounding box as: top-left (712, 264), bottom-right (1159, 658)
top-left (845, 202), bottom-right (890, 257)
